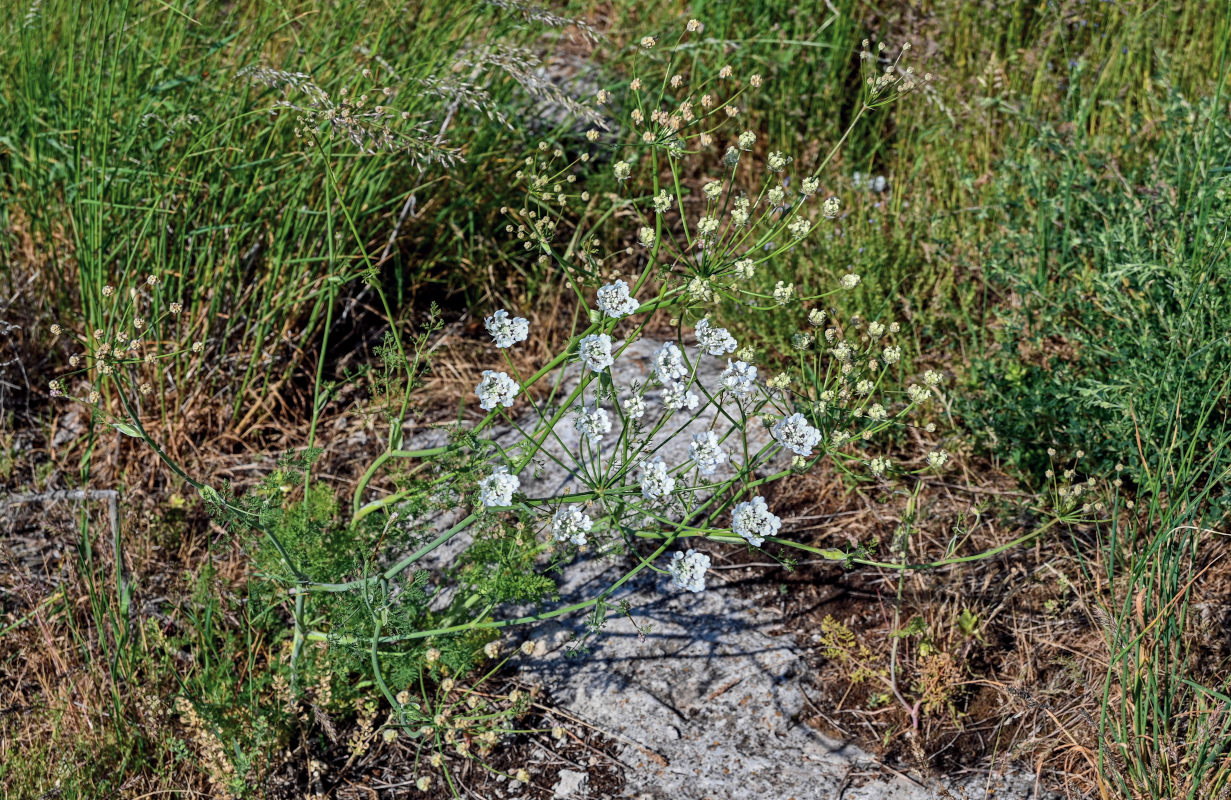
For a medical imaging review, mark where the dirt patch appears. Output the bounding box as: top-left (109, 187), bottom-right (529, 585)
top-left (711, 459), bottom-right (1110, 793)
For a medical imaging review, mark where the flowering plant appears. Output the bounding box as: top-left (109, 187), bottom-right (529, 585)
top-left (46, 21), bottom-right (946, 767)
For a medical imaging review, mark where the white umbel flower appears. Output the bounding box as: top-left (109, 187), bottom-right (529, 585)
top-left (623, 395), bottom-right (647, 419)
top-left (661, 382), bottom-right (699, 411)
top-left (651, 341), bottom-right (688, 384)
top-left (695, 318), bottom-right (737, 356)
top-left (719, 360), bottom-right (757, 399)
top-left (639, 457), bottom-right (675, 501)
top-left (668, 549), bottom-right (711, 592)
top-left (485, 310), bottom-right (529, 349)
top-left (573, 405), bottom-right (612, 444)
top-left (731, 496), bottom-right (780, 547)
top-left (926, 449), bottom-right (949, 468)
top-left (688, 431), bottom-right (727, 475)
top-left (552, 507), bottom-right (593, 545)
top-left (596, 280), bottom-right (640, 319)
top-left (476, 370), bottom-right (519, 411)
top-left (578, 333), bottom-right (614, 372)
top-left (772, 412), bottom-right (821, 457)
top-left (479, 466), bottom-right (519, 507)
top-left (731, 198), bottom-right (751, 227)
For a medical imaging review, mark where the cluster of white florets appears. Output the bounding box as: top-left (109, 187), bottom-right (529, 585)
top-left (695, 318), bottom-right (737, 356)
top-left (480, 467), bottom-right (520, 507)
top-left (688, 431), bottom-right (727, 475)
top-left (651, 341), bottom-right (689, 384)
top-left (639, 457), bottom-right (676, 501)
top-left (476, 370), bottom-right (519, 411)
top-left (573, 404), bottom-right (612, 444)
top-left (622, 394), bottom-right (646, 419)
top-left (596, 280), bottom-right (640, 318)
top-left (552, 507), bottom-right (593, 545)
top-left (719, 360), bottom-right (757, 399)
top-left (661, 381), bottom-right (700, 411)
top-left (731, 496), bottom-right (781, 547)
top-left (485, 310), bottom-right (529, 349)
top-left (772, 413), bottom-right (822, 457)
top-left (578, 333), bottom-right (614, 372)
top-left (668, 549), bottom-right (711, 592)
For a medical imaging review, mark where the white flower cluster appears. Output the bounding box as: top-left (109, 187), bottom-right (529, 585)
top-left (639, 457), bottom-right (675, 501)
top-left (573, 404), bottom-right (612, 444)
top-left (695, 318), bottom-right (736, 356)
top-left (651, 342), bottom-right (688, 384)
top-left (623, 394), bottom-right (646, 419)
top-left (480, 467), bottom-right (519, 507)
top-left (731, 197), bottom-right (751, 227)
top-left (719, 359), bottom-right (757, 399)
top-left (485, 309), bottom-right (529, 349)
top-left (772, 412), bottom-right (821, 457)
top-left (731, 496), bottom-right (780, 547)
top-left (552, 507), bottom-right (593, 545)
top-left (476, 370), bottom-right (519, 411)
top-left (662, 381), bottom-right (699, 411)
top-left (596, 280), bottom-right (639, 318)
top-left (668, 549), bottom-right (711, 592)
top-left (578, 333), bottom-right (614, 372)
top-left (688, 431), bottom-right (727, 475)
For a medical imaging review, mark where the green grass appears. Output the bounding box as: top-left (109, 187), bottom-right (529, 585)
top-left (1082, 381), bottom-right (1231, 799)
top-left (1, 0), bottom-right (592, 429)
top-left (962, 86), bottom-right (1231, 505)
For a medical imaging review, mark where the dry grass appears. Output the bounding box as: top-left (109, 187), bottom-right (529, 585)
top-left (703, 447), bottom-right (1231, 798)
